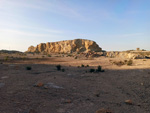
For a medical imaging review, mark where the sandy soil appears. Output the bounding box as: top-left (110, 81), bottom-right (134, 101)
top-left (0, 55), bottom-right (150, 113)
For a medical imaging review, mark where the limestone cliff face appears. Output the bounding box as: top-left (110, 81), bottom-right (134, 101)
top-left (27, 39), bottom-right (102, 53)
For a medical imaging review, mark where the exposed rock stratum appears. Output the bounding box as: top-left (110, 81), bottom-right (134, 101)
top-left (27, 39), bottom-right (102, 53)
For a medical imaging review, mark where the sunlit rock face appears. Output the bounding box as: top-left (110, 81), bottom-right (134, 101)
top-left (27, 39), bottom-right (102, 54)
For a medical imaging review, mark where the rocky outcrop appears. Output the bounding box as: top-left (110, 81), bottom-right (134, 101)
top-left (105, 51), bottom-right (150, 59)
top-left (27, 39), bottom-right (102, 54)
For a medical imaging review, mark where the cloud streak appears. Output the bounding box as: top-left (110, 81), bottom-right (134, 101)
top-left (0, 0), bottom-right (85, 20)
top-left (0, 29), bottom-right (63, 38)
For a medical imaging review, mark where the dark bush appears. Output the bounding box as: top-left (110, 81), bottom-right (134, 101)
top-left (26, 66), bottom-right (32, 70)
top-left (97, 65), bottom-right (102, 72)
top-left (101, 70), bottom-right (105, 72)
top-left (89, 69), bottom-right (95, 73)
top-left (81, 64), bottom-right (84, 67)
top-left (74, 56), bottom-right (77, 59)
top-left (56, 65), bottom-right (61, 71)
top-left (96, 65), bottom-right (105, 72)
top-left (62, 69), bottom-right (65, 72)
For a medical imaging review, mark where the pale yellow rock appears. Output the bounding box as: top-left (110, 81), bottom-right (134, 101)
top-left (27, 39), bottom-right (102, 53)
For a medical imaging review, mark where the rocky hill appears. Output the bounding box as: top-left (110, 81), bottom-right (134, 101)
top-left (105, 51), bottom-right (150, 59)
top-left (0, 50), bottom-right (23, 54)
top-left (27, 39), bottom-right (102, 54)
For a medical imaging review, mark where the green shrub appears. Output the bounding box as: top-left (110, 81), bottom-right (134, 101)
top-left (47, 54), bottom-right (51, 57)
top-left (81, 64), bottom-right (84, 67)
top-left (74, 56), bottom-right (77, 59)
top-left (127, 59), bottom-right (133, 66)
top-left (62, 69), bottom-right (65, 72)
top-left (89, 69), bottom-right (95, 73)
top-left (67, 54), bottom-right (72, 57)
top-left (4, 56), bottom-right (9, 61)
top-left (97, 65), bottom-right (102, 72)
top-left (86, 65), bottom-right (89, 67)
top-left (26, 66), bottom-right (32, 70)
top-left (101, 70), bottom-right (105, 72)
top-left (113, 60), bottom-right (133, 66)
top-left (96, 65), bottom-right (105, 72)
top-left (56, 65), bottom-right (61, 71)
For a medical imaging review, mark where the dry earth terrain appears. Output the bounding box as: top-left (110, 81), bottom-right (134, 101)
top-left (0, 53), bottom-right (150, 113)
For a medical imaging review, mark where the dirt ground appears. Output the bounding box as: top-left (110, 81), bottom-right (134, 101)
top-left (0, 55), bottom-right (150, 113)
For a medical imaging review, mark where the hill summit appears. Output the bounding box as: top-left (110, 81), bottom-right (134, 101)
top-left (27, 39), bottom-right (102, 54)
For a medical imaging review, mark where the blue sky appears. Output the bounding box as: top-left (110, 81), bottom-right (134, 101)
top-left (0, 0), bottom-right (149, 51)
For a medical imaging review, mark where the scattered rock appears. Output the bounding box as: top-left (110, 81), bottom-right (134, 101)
top-left (137, 103), bottom-right (141, 107)
top-left (125, 100), bottom-right (133, 105)
top-left (44, 82), bottom-right (64, 89)
top-left (34, 82), bottom-right (44, 87)
top-left (15, 65), bottom-right (19, 70)
top-left (96, 108), bottom-right (112, 113)
top-left (0, 83), bottom-right (5, 88)
top-left (9, 64), bottom-right (15, 67)
top-left (33, 82), bottom-right (64, 89)
top-left (64, 99), bottom-right (72, 104)
top-left (94, 92), bottom-right (100, 97)
top-left (24, 109), bottom-right (37, 113)
top-left (1, 76), bottom-right (9, 79)
top-left (29, 109), bottom-right (37, 113)
top-left (141, 83), bottom-right (144, 86)
top-left (57, 108), bottom-right (65, 113)
top-left (67, 73), bottom-right (73, 76)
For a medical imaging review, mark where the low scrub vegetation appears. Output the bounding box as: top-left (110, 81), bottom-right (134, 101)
top-left (81, 64), bottom-right (84, 67)
top-left (56, 65), bottom-right (61, 71)
top-left (113, 59), bottom-right (133, 66)
top-left (74, 56), bottom-right (78, 59)
top-left (89, 65), bottom-right (105, 73)
top-left (89, 69), bottom-right (95, 73)
top-left (4, 56), bottom-right (9, 61)
top-left (61, 68), bottom-right (65, 72)
top-left (126, 59), bottom-right (133, 66)
top-left (26, 66), bottom-right (32, 70)
top-left (56, 65), bottom-right (65, 72)
top-left (47, 54), bottom-right (51, 57)
top-left (78, 64), bottom-right (89, 68)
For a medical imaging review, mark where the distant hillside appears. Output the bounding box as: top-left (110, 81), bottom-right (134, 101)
top-left (0, 50), bottom-right (23, 54)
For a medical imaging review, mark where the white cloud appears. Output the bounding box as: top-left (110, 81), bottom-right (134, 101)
top-left (117, 33), bottom-right (143, 38)
top-left (100, 33), bottom-right (144, 39)
top-left (0, 29), bottom-right (63, 38)
top-left (0, 0), bottom-right (84, 20)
